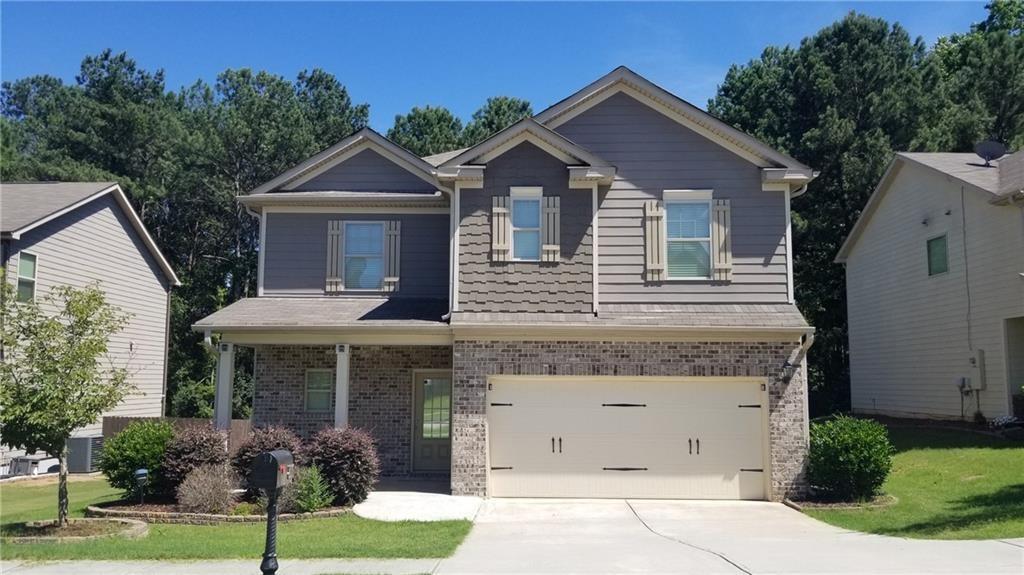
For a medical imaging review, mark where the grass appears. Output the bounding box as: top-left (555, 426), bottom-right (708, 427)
top-left (805, 425), bottom-right (1024, 540)
top-left (1, 475), bottom-right (472, 559)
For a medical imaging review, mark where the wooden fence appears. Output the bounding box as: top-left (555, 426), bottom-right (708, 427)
top-left (102, 416), bottom-right (252, 452)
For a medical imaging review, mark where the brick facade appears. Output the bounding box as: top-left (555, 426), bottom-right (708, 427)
top-left (451, 339), bottom-right (809, 500)
top-left (253, 344), bottom-right (452, 476)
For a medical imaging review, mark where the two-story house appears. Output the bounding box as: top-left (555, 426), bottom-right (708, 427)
top-left (837, 151), bottom-right (1024, 421)
top-left (1, 182), bottom-right (179, 473)
top-left (195, 67), bottom-right (817, 501)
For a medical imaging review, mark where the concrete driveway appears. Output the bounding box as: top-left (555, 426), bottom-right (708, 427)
top-left (436, 499), bottom-right (1024, 575)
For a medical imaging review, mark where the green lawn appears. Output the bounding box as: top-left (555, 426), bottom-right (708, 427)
top-left (805, 426), bottom-right (1024, 540)
top-left (1, 476), bottom-right (472, 559)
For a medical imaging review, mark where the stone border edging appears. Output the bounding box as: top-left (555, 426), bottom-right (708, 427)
top-left (86, 502), bottom-right (349, 525)
top-left (3, 518), bottom-right (148, 543)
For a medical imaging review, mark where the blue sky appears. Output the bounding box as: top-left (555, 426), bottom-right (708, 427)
top-left (2, 2), bottom-right (987, 131)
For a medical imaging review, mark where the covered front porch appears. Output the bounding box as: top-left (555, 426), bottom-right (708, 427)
top-left (195, 297), bottom-right (454, 480)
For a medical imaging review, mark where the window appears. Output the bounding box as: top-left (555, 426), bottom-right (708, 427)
top-left (343, 222), bottom-right (384, 290)
top-left (927, 235), bottom-right (948, 276)
top-left (510, 187), bottom-right (542, 261)
top-left (305, 369), bottom-right (333, 412)
top-left (665, 191), bottom-right (712, 279)
top-left (16, 252), bottom-right (37, 303)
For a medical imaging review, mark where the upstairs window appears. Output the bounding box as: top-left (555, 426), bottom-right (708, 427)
top-left (343, 222), bottom-right (384, 290)
top-left (510, 187), bottom-right (542, 261)
top-left (16, 252), bottom-right (37, 303)
top-left (665, 191), bottom-right (712, 279)
top-left (927, 234), bottom-right (948, 276)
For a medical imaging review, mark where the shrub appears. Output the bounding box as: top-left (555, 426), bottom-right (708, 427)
top-left (176, 464), bottom-right (238, 514)
top-left (231, 426), bottom-right (304, 487)
top-left (808, 416), bottom-right (895, 501)
top-left (290, 466), bottom-right (333, 513)
top-left (99, 420), bottom-right (174, 498)
top-left (160, 424), bottom-right (228, 497)
top-left (305, 427), bottom-right (380, 506)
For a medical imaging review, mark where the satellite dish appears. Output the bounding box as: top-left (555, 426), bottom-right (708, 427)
top-left (974, 140), bottom-right (1006, 166)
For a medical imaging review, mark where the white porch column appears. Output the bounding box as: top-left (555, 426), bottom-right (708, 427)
top-left (334, 344), bottom-right (351, 428)
top-left (214, 343), bottom-right (235, 430)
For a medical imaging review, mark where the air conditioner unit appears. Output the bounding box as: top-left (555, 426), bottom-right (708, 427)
top-left (67, 435), bottom-right (104, 473)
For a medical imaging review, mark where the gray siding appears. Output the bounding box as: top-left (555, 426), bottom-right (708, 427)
top-left (263, 212), bottom-right (449, 298)
top-left (458, 142), bottom-right (592, 313)
top-left (291, 148), bottom-right (436, 192)
top-left (3, 194), bottom-right (170, 439)
top-left (555, 92), bottom-right (789, 304)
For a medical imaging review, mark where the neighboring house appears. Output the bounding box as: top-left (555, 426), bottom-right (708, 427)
top-left (195, 67), bottom-right (817, 501)
top-left (837, 152), bottom-right (1024, 420)
top-left (0, 182), bottom-right (180, 472)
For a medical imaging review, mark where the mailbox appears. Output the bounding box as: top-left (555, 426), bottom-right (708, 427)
top-left (250, 450), bottom-right (294, 491)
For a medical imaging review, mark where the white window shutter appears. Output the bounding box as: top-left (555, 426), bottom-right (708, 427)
top-left (492, 195), bottom-right (510, 262)
top-left (643, 200), bottom-right (665, 282)
top-left (711, 199), bottom-right (733, 282)
top-left (326, 220), bottom-right (344, 293)
top-left (541, 196), bottom-right (561, 262)
top-left (383, 220), bottom-right (401, 293)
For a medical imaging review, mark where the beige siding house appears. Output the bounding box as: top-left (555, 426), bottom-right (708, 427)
top-left (1, 182), bottom-right (179, 472)
top-left (837, 152), bottom-right (1024, 420)
top-left (196, 67), bottom-right (818, 501)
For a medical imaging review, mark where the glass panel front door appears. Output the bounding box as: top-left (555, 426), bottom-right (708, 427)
top-left (413, 374), bottom-right (452, 472)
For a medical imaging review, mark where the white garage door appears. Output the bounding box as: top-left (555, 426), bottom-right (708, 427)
top-left (487, 377), bottom-right (767, 500)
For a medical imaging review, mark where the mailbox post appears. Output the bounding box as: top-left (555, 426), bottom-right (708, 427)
top-left (250, 450), bottom-right (294, 575)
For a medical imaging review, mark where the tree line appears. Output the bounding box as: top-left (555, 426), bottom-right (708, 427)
top-left (2, 2), bottom-right (1021, 416)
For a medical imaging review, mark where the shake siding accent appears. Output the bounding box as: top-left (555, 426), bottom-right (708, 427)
top-left (290, 148), bottom-right (436, 192)
top-left (846, 163), bottom-right (1024, 419)
top-left (263, 212), bottom-right (448, 298)
top-left (458, 142), bottom-right (593, 313)
top-left (554, 92), bottom-right (788, 304)
top-left (3, 195), bottom-right (170, 437)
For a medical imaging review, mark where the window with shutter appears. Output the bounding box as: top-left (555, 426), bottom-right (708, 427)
top-left (643, 200), bottom-right (666, 282)
top-left (541, 195), bottom-right (561, 262)
top-left (711, 199), bottom-right (733, 282)
top-left (510, 187), bottom-right (542, 261)
top-left (492, 196), bottom-right (510, 262)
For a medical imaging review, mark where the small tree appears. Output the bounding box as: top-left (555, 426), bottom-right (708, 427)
top-left (0, 278), bottom-right (132, 526)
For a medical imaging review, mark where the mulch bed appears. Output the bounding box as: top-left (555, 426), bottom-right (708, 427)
top-left (789, 494), bottom-right (898, 511)
top-left (2, 518), bottom-right (147, 543)
top-left (87, 500), bottom-right (349, 525)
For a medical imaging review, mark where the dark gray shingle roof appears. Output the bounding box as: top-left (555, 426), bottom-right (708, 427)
top-left (897, 153), bottom-right (1001, 194)
top-left (452, 303), bottom-right (810, 329)
top-left (1, 182), bottom-right (117, 233)
top-left (194, 297), bottom-right (449, 331)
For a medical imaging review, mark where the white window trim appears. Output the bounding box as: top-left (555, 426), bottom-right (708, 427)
top-left (305, 368), bottom-right (335, 413)
top-left (16, 251), bottom-right (38, 302)
top-left (926, 233), bottom-right (949, 277)
top-left (663, 190), bottom-right (713, 281)
top-left (509, 186), bottom-right (543, 262)
top-left (342, 220), bottom-right (386, 291)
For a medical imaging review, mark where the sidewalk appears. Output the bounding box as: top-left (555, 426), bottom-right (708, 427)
top-left (2, 558), bottom-right (439, 575)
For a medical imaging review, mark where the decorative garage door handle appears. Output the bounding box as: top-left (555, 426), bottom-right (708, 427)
top-left (689, 438), bottom-right (692, 454)
top-left (559, 437), bottom-right (562, 453)
top-left (603, 467), bottom-right (648, 471)
top-left (696, 438), bottom-right (700, 455)
top-left (601, 403), bottom-right (647, 407)
top-left (552, 437), bottom-right (555, 453)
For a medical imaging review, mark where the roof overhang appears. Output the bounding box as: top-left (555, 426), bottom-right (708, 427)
top-left (238, 191), bottom-right (448, 209)
top-left (535, 66), bottom-right (811, 172)
top-left (1, 183), bottom-right (180, 286)
top-left (248, 128), bottom-right (448, 196)
top-left (451, 323), bottom-right (813, 342)
top-left (761, 168), bottom-right (818, 195)
top-left (438, 118), bottom-right (616, 185)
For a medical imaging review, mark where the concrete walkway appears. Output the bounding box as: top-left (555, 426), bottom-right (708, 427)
top-left (354, 490), bottom-right (482, 522)
top-left (435, 499), bottom-right (1024, 574)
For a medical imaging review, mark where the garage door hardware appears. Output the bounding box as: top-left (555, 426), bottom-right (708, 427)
top-left (689, 438), bottom-right (701, 454)
top-left (490, 402), bottom-right (513, 407)
top-left (740, 468), bottom-right (764, 473)
top-left (737, 404), bottom-right (762, 408)
top-left (603, 467), bottom-right (648, 471)
top-left (551, 437), bottom-right (563, 453)
top-left (601, 403), bottom-right (647, 407)
top-left (490, 466), bottom-right (513, 470)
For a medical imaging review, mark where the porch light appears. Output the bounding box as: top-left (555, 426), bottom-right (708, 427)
top-left (134, 468), bottom-right (149, 504)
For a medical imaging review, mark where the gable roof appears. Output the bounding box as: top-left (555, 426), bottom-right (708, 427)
top-left (0, 182), bottom-right (180, 286)
top-left (248, 128), bottom-right (445, 195)
top-left (439, 117), bottom-right (613, 169)
top-left (835, 151), bottom-right (1022, 263)
top-left (534, 66), bottom-right (813, 174)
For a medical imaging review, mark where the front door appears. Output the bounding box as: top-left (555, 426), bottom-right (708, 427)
top-left (413, 372), bottom-right (452, 472)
